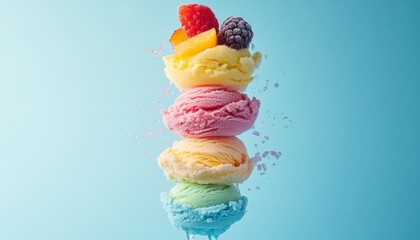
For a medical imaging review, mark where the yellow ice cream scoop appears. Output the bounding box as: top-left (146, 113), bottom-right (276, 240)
top-left (163, 45), bottom-right (262, 92)
top-left (157, 137), bottom-right (253, 184)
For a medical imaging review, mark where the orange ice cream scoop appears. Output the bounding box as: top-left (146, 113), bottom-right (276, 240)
top-left (157, 137), bottom-right (253, 184)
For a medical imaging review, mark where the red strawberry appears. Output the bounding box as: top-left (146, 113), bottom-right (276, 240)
top-left (178, 3), bottom-right (219, 38)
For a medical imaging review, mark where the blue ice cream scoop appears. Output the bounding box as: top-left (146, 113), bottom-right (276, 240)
top-left (161, 191), bottom-right (247, 239)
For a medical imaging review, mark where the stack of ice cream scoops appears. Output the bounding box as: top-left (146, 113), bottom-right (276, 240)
top-left (157, 3), bottom-right (262, 239)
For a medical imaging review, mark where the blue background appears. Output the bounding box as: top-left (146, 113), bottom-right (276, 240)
top-left (1, 0), bottom-right (420, 239)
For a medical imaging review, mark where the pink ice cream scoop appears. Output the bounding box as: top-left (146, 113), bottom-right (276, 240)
top-left (162, 86), bottom-right (260, 137)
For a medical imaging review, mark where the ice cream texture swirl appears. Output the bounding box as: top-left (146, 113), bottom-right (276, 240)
top-left (164, 45), bottom-right (262, 91)
top-left (169, 137), bottom-right (247, 167)
top-left (162, 86), bottom-right (260, 137)
top-left (158, 137), bottom-right (253, 184)
top-left (170, 182), bottom-right (241, 208)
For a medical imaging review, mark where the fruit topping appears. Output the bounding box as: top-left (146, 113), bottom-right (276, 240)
top-left (178, 3), bottom-right (219, 38)
top-left (174, 28), bottom-right (217, 57)
top-left (217, 16), bottom-right (253, 50)
top-left (170, 28), bottom-right (189, 47)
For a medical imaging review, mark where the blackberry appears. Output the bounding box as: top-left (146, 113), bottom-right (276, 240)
top-left (217, 16), bottom-right (253, 50)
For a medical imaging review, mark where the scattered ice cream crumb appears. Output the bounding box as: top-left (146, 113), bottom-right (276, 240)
top-left (145, 44), bottom-right (165, 57)
top-left (143, 128), bottom-right (153, 136)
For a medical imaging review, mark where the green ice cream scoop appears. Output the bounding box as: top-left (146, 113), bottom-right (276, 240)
top-left (170, 182), bottom-right (241, 208)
